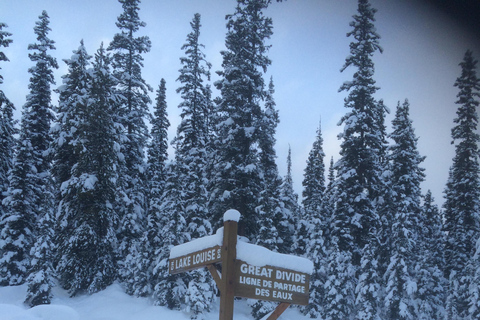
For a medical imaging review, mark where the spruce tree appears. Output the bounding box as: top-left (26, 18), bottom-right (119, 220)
top-left (256, 78), bottom-right (281, 253)
top-left (0, 22), bottom-right (16, 220)
top-left (168, 14), bottom-right (216, 316)
top-left (131, 79), bottom-right (170, 298)
top-left (330, 0), bottom-right (384, 317)
top-left (444, 50), bottom-right (480, 320)
top-left (55, 42), bottom-right (119, 296)
top-left (209, 0), bottom-right (274, 243)
top-left (416, 190), bottom-right (445, 319)
top-left (0, 11), bottom-right (57, 286)
top-left (108, 0), bottom-right (152, 273)
top-left (24, 207), bottom-right (55, 306)
top-left (302, 120), bottom-right (326, 215)
top-left (302, 123), bottom-right (329, 318)
top-left (383, 100), bottom-right (425, 320)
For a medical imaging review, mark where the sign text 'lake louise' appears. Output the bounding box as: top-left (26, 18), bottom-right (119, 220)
top-left (169, 246), bottom-right (222, 274)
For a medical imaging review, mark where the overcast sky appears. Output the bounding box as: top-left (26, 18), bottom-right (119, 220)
top-left (1, 0), bottom-right (479, 206)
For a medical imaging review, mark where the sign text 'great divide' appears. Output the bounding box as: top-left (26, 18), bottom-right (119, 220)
top-left (234, 260), bottom-right (310, 305)
top-left (169, 245), bottom-right (222, 274)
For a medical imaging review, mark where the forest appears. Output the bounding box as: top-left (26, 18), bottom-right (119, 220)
top-left (1, 0), bottom-right (480, 319)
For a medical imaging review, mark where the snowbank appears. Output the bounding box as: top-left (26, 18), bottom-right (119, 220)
top-left (0, 283), bottom-right (311, 320)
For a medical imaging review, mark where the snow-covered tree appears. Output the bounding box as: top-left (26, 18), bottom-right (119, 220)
top-left (55, 43), bottom-right (118, 296)
top-left (165, 14), bottom-right (216, 317)
top-left (416, 190), bottom-right (445, 319)
top-left (329, 0), bottom-right (384, 316)
top-left (130, 79), bottom-right (170, 298)
top-left (444, 49), bottom-right (480, 320)
top-left (383, 100), bottom-right (425, 320)
top-left (0, 22), bottom-right (16, 219)
top-left (302, 120), bottom-right (326, 215)
top-left (209, 0), bottom-right (274, 245)
top-left (24, 207), bottom-right (55, 307)
top-left (0, 11), bottom-right (57, 286)
top-left (256, 78), bottom-right (281, 253)
top-left (108, 0), bottom-right (152, 273)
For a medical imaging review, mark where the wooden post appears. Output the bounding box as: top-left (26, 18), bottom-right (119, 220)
top-left (219, 217), bottom-right (238, 320)
top-left (266, 302), bottom-right (291, 320)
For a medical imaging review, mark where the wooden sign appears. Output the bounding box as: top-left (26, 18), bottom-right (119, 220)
top-left (234, 260), bottom-right (310, 305)
top-left (168, 209), bottom-right (312, 320)
top-left (169, 245), bottom-right (222, 274)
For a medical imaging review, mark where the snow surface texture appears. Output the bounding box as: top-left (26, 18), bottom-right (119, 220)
top-left (223, 209), bottom-right (241, 222)
top-left (0, 283), bottom-right (311, 320)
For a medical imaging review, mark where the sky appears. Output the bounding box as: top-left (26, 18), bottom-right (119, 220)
top-left (0, 0), bottom-right (479, 206)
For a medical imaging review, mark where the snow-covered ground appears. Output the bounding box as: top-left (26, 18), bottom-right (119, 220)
top-left (0, 283), bottom-right (312, 320)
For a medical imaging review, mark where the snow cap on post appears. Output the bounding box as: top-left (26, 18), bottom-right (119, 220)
top-left (224, 209), bottom-right (241, 222)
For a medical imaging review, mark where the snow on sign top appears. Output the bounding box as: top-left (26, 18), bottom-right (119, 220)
top-left (169, 227), bottom-right (223, 259)
top-left (223, 209), bottom-right (241, 222)
top-left (236, 240), bottom-right (314, 275)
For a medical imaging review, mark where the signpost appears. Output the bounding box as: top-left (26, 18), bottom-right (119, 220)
top-left (168, 209), bottom-right (312, 320)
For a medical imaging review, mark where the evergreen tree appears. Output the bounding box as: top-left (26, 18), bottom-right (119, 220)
top-left (24, 207), bottom-right (55, 307)
top-left (108, 0), bottom-right (152, 272)
top-left (251, 77), bottom-right (283, 319)
top-left (302, 120), bottom-right (326, 215)
top-left (256, 77), bottom-right (281, 253)
top-left (166, 14), bottom-right (216, 317)
top-left (0, 11), bottom-right (57, 286)
top-left (468, 237), bottom-right (480, 319)
top-left (152, 163), bottom-right (189, 310)
top-left (416, 190), bottom-right (445, 319)
top-left (329, 0), bottom-right (384, 316)
top-left (209, 0), bottom-right (274, 243)
top-left (334, 0), bottom-right (384, 264)
top-left (131, 79), bottom-right (170, 298)
top-left (443, 50), bottom-right (480, 320)
top-left (55, 42), bottom-right (119, 296)
top-left (383, 100), bottom-right (425, 320)
top-left (0, 22), bottom-right (16, 219)
top-left (278, 146), bottom-right (299, 254)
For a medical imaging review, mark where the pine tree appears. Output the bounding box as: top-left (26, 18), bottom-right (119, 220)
top-left (55, 43), bottom-right (119, 296)
top-left (302, 120), bottom-right (326, 215)
top-left (163, 14), bottom-right (216, 317)
top-left (108, 0), bottom-right (152, 273)
top-left (329, 0), bottom-right (384, 316)
top-left (468, 237), bottom-right (480, 319)
top-left (0, 11), bottom-right (57, 286)
top-left (278, 146), bottom-right (299, 254)
top-left (334, 0), bottom-right (384, 264)
top-left (131, 79), bottom-right (170, 298)
top-left (152, 163), bottom-right (189, 309)
top-left (302, 123), bottom-right (328, 318)
top-left (444, 50), bottom-right (480, 320)
top-left (416, 190), bottom-right (445, 319)
top-left (383, 100), bottom-right (425, 320)
top-left (0, 22), bottom-right (16, 219)
top-left (209, 0), bottom-right (274, 244)
top-left (25, 207), bottom-right (55, 307)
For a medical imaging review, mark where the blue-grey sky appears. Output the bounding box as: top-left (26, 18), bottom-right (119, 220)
top-left (1, 0), bottom-right (479, 206)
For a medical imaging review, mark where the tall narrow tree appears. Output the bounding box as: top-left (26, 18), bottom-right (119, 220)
top-left (0, 11), bottom-right (57, 286)
top-left (209, 0), bottom-right (274, 243)
top-left (171, 14), bottom-right (216, 317)
top-left (108, 0), bottom-right (152, 272)
top-left (443, 50), bottom-right (480, 320)
top-left (0, 22), bottom-right (16, 216)
top-left (131, 79), bottom-right (170, 298)
top-left (383, 100), bottom-right (425, 320)
top-left (330, 0), bottom-right (384, 317)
